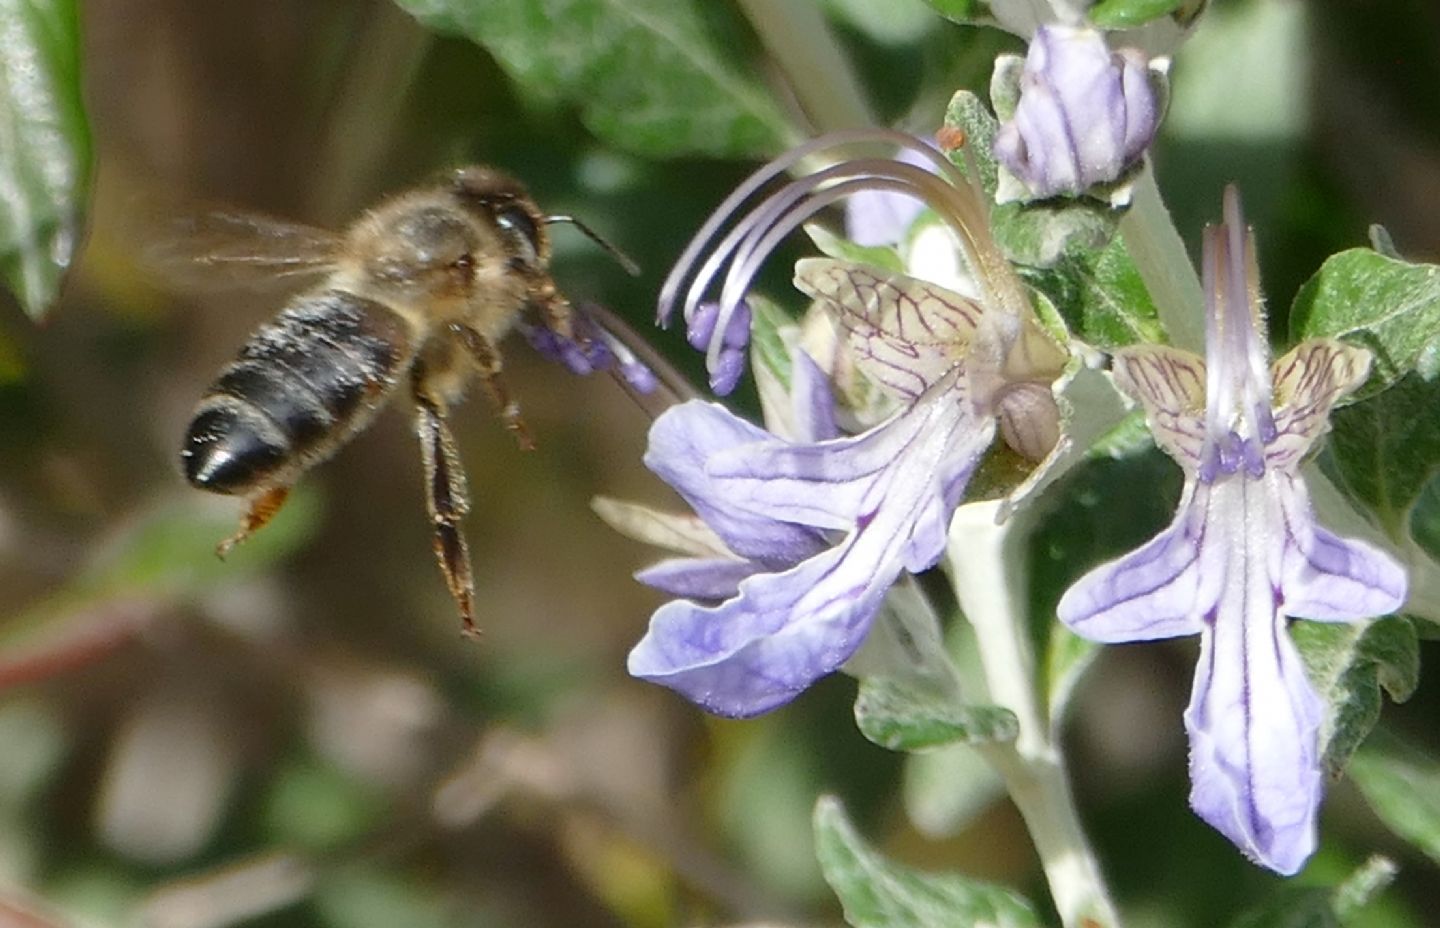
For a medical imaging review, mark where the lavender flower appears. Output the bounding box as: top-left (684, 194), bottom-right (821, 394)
top-left (631, 132), bottom-right (1068, 717)
top-left (1056, 189), bottom-right (1407, 874)
top-left (993, 25), bottom-right (1162, 202)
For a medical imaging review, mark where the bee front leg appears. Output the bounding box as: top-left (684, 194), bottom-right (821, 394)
top-left (451, 323), bottom-right (535, 451)
top-left (532, 280), bottom-right (575, 341)
top-left (413, 374), bottom-right (481, 638)
top-left (217, 485), bottom-right (291, 559)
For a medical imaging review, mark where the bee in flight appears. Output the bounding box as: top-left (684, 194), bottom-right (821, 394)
top-left (171, 166), bottom-right (660, 636)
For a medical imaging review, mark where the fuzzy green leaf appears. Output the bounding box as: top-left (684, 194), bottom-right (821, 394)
top-left (1349, 731), bottom-right (1440, 867)
top-left (854, 678), bottom-right (1017, 751)
top-left (1020, 234), bottom-right (1165, 349)
top-left (394, 0), bottom-right (796, 158)
top-left (1292, 617), bottom-right (1419, 778)
top-left (814, 796), bottom-right (1041, 928)
top-left (1326, 374), bottom-right (1440, 538)
top-left (0, 0), bottom-right (92, 319)
top-left (1290, 249), bottom-right (1440, 394)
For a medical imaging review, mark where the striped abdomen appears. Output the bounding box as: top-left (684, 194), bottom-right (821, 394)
top-left (182, 290), bottom-right (415, 495)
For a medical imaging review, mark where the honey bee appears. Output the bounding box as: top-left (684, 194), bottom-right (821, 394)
top-left (173, 166), bottom-right (650, 636)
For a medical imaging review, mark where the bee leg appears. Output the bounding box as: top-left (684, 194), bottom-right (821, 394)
top-left (413, 378), bottom-right (481, 638)
top-left (216, 485), bottom-right (291, 559)
top-left (451, 323), bottom-right (535, 451)
top-left (533, 280), bottom-right (575, 341)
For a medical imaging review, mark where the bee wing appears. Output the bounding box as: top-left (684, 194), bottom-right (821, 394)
top-left (794, 257), bottom-right (980, 403)
top-left (144, 210), bottom-right (343, 292)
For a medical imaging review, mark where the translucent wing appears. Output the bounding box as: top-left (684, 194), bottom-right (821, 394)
top-left (794, 257), bottom-right (980, 403)
top-left (144, 210), bottom-right (343, 292)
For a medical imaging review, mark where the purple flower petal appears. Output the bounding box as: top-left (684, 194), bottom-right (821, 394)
top-left (644, 402), bottom-right (825, 567)
top-left (1056, 483), bottom-right (1209, 643)
top-left (790, 349), bottom-right (840, 443)
top-left (628, 542), bottom-right (883, 717)
top-left (1273, 476), bottom-right (1408, 620)
top-left (629, 387), bottom-right (994, 716)
top-left (636, 557), bottom-right (763, 601)
top-left (1186, 597), bottom-right (1323, 876)
top-left (706, 375), bottom-right (971, 533)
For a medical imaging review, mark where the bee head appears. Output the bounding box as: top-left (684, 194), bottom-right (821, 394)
top-left (450, 166), bottom-right (550, 274)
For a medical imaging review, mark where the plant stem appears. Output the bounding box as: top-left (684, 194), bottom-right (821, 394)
top-left (1120, 161), bottom-right (1206, 353)
top-left (733, 0), bottom-right (875, 134)
top-left (946, 501), bottom-right (1121, 928)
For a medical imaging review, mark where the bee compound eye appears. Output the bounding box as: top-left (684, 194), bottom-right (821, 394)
top-left (494, 206), bottom-right (541, 270)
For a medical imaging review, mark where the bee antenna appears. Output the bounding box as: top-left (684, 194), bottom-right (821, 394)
top-left (544, 215), bottom-right (641, 277)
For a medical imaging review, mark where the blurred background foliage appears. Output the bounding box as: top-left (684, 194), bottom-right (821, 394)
top-left (0, 0), bottom-right (1438, 926)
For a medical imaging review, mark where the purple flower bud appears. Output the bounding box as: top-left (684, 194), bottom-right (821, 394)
top-left (993, 25), bottom-right (1161, 200)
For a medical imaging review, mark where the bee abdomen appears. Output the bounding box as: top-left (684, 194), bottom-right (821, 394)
top-left (182, 290), bottom-right (415, 495)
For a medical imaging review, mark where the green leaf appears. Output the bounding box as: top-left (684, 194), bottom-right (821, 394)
top-left (919, 0), bottom-right (991, 27)
top-left (814, 796), bottom-right (1041, 928)
top-left (1087, 0), bottom-right (1186, 29)
top-left (1292, 617), bottom-right (1419, 778)
top-left (823, 0), bottom-right (935, 45)
top-left (1224, 856), bottom-right (1400, 928)
top-left (1290, 249), bottom-right (1440, 394)
top-left (1226, 889), bottom-right (1340, 928)
top-left (1326, 374), bottom-right (1440, 538)
top-left (0, 491), bottom-right (321, 690)
top-left (395, 0), bottom-right (796, 158)
top-left (1020, 234), bottom-right (1166, 349)
top-left (1349, 731), bottom-right (1440, 867)
top-left (747, 291), bottom-right (795, 392)
top-left (81, 490), bottom-right (322, 599)
top-left (0, 0), bottom-right (92, 320)
top-left (941, 90), bottom-right (1000, 192)
top-left (992, 198), bottom-right (1122, 269)
top-left (854, 677), bottom-right (1017, 751)
top-left (806, 223), bottom-right (905, 274)
top-left (1407, 474), bottom-right (1440, 565)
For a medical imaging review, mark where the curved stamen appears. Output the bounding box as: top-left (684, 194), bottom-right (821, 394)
top-left (658, 129), bottom-right (969, 326)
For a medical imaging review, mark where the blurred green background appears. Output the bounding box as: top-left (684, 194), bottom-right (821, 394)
top-left (0, 1), bottom-right (1438, 926)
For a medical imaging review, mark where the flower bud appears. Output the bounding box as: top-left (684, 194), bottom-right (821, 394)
top-left (993, 25), bottom-right (1164, 203)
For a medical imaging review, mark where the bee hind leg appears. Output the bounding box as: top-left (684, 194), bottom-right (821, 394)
top-left (413, 375), bottom-right (481, 638)
top-left (451, 323), bottom-right (535, 451)
top-left (216, 485), bottom-right (291, 559)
